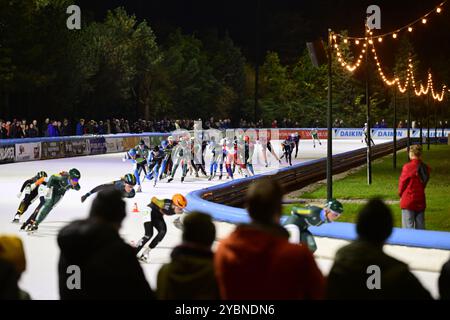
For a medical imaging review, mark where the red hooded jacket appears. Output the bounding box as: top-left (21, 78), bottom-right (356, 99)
top-left (398, 159), bottom-right (430, 212)
top-left (214, 223), bottom-right (325, 300)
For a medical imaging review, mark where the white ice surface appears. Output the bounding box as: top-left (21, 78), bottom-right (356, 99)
top-left (0, 139), bottom-right (448, 299)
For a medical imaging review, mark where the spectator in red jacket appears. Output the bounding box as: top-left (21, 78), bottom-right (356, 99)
top-left (214, 178), bottom-right (325, 300)
top-left (398, 145), bottom-right (430, 229)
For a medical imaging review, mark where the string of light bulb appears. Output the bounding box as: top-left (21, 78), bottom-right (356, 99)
top-left (334, 1), bottom-right (447, 41)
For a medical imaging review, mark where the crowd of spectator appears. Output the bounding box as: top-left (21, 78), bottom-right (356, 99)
top-left (1, 178), bottom-right (449, 300)
top-left (2, 117), bottom-right (448, 139)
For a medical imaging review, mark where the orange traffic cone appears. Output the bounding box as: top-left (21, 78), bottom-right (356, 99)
top-left (132, 203), bottom-right (139, 213)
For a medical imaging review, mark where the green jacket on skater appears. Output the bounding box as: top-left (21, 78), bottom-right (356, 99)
top-left (283, 199), bottom-right (343, 252)
top-left (23, 168), bottom-right (81, 232)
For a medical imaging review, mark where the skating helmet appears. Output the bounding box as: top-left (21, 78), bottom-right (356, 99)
top-left (161, 140), bottom-right (168, 148)
top-left (139, 140), bottom-right (145, 146)
top-left (153, 145), bottom-right (159, 152)
top-left (325, 199), bottom-right (344, 214)
top-left (168, 136), bottom-right (174, 142)
top-left (123, 173), bottom-right (137, 186)
top-left (69, 168), bottom-right (81, 180)
top-left (36, 171), bottom-right (47, 179)
top-left (172, 193), bottom-right (187, 208)
top-left (128, 148), bottom-right (137, 157)
top-left (244, 136), bottom-right (250, 142)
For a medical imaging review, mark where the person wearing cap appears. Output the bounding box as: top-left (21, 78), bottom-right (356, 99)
top-left (326, 198), bottom-right (432, 299)
top-left (22, 169), bottom-right (81, 232)
top-left (0, 235), bottom-right (30, 299)
top-left (399, 144), bottom-right (431, 229)
top-left (135, 194), bottom-right (187, 263)
top-left (156, 212), bottom-right (219, 300)
top-left (283, 199), bottom-right (344, 252)
top-left (57, 189), bottom-right (154, 299)
top-left (215, 178), bottom-right (325, 299)
top-left (80, 173), bottom-right (137, 203)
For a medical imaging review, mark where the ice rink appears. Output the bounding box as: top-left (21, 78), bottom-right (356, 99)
top-left (0, 139), bottom-right (448, 299)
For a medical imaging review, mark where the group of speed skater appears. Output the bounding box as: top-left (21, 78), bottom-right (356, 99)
top-left (122, 130), bottom-right (323, 191)
top-left (11, 129), bottom-right (331, 262)
top-left (12, 168), bottom-right (188, 263)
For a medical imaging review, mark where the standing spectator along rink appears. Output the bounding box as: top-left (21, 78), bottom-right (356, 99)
top-left (0, 138), bottom-right (448, 299)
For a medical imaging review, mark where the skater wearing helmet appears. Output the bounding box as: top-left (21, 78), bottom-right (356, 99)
top-left (80, 173), bottom-right (137, 203)
top-left (135, 194), bottom-right (187, 263)
top-left (123, 148), bottom-right (148, 192)
top-left (22, 169), bottom-right (81, 232)
top-left (283, 199), bottom-right (344, 252)
top-left (12, 171), bottom-right (48, 223)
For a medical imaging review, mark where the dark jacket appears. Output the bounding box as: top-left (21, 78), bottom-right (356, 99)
top-left (157, 244), bottom-right (220, 300)
top-left (58, 219), bottom-right (154, 300)
top-left (439, 259), bottom-right (450, 300)
top-left (326, 240), bottom-right (432, 300)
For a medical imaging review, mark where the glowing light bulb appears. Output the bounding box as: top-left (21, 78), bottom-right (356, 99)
top-left (408, 27), bottom-right (413, 32)
top-left (437, 7), bottom-right (442, 13)
top-left (422, 18), bottom-right (427, 24)
top-left (344, 39), bottom-right (348, 43)
top-left (355, 40), bottom-right (360, 45)
top-left (378, 37), bottom-right (382, 42)
top-left (393, 33), bottom-right (397, 39)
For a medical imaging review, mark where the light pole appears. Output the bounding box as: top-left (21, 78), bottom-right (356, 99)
top-left (326, 29), bottom-right (333, 201)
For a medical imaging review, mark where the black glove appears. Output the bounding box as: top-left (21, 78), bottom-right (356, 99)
top-left (81, 193), bottom-right (89, 203)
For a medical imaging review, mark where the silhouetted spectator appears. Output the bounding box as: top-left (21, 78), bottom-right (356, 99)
top-left (214, 178), bottom-right (325, 299)
top-left (60, 119), bottom-right (71, 136)
top-left (326, 198), bottom-right (432, 300)
top-left (27, 123), bottom-right (38, 138)
top-left (439, 259), bottom-right (450, 300)
top-left (399, 145), bottom-right (430, 229)
top-left (42, 118), bottom-right (50, 137)
top-left (75, 119), bottom-right (85, 136)
top-left (0, 235), bottom-right (30, 299)
top-left (157, 212), bottom-right (219, 300)
top-left (57, 189), bottom-right (154, 299)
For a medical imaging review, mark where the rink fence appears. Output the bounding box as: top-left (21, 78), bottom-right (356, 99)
top-left (185, 138), bottom-right (450, 250)
top-left (1, 128), bottom-right (448, 164)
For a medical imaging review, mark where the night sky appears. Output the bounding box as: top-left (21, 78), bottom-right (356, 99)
top-left (76, 0), bottom-right (450, 77)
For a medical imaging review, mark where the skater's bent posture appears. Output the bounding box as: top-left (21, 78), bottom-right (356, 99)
top-left (283, 199), bottom-right (343, 253)
top-left (81, 173), bottom-right (136, 203)
top-left (13, 171), bottom-right (48, 223)
top-left (135, 194), bottom-right (187, 263)
top-left (23, 169), bottom-right (81, 232)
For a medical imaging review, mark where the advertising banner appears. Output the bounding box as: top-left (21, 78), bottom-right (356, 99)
top-left (88, 137), bottom-right (107, 155)
top-left (122, 136), bottom-right (141, 150)
top-left (15, 142), bottom-right (41, 161)
top-left (64, 139), bottom-right (89, 157)
top-left (41, 141), bottom-right (65, 159)
top-left (0, 144), bottom-right (15, 164)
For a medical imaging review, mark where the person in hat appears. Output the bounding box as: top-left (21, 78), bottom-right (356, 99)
top-left (0, 235), bottom-right (30, 299)
top-left (283, 199), bottom-right (344, 252)
top-left (156, 212), bottom-right (219, 299)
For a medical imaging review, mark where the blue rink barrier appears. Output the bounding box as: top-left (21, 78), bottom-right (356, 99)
top-left (187, 188), bottom-right (450, 250)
